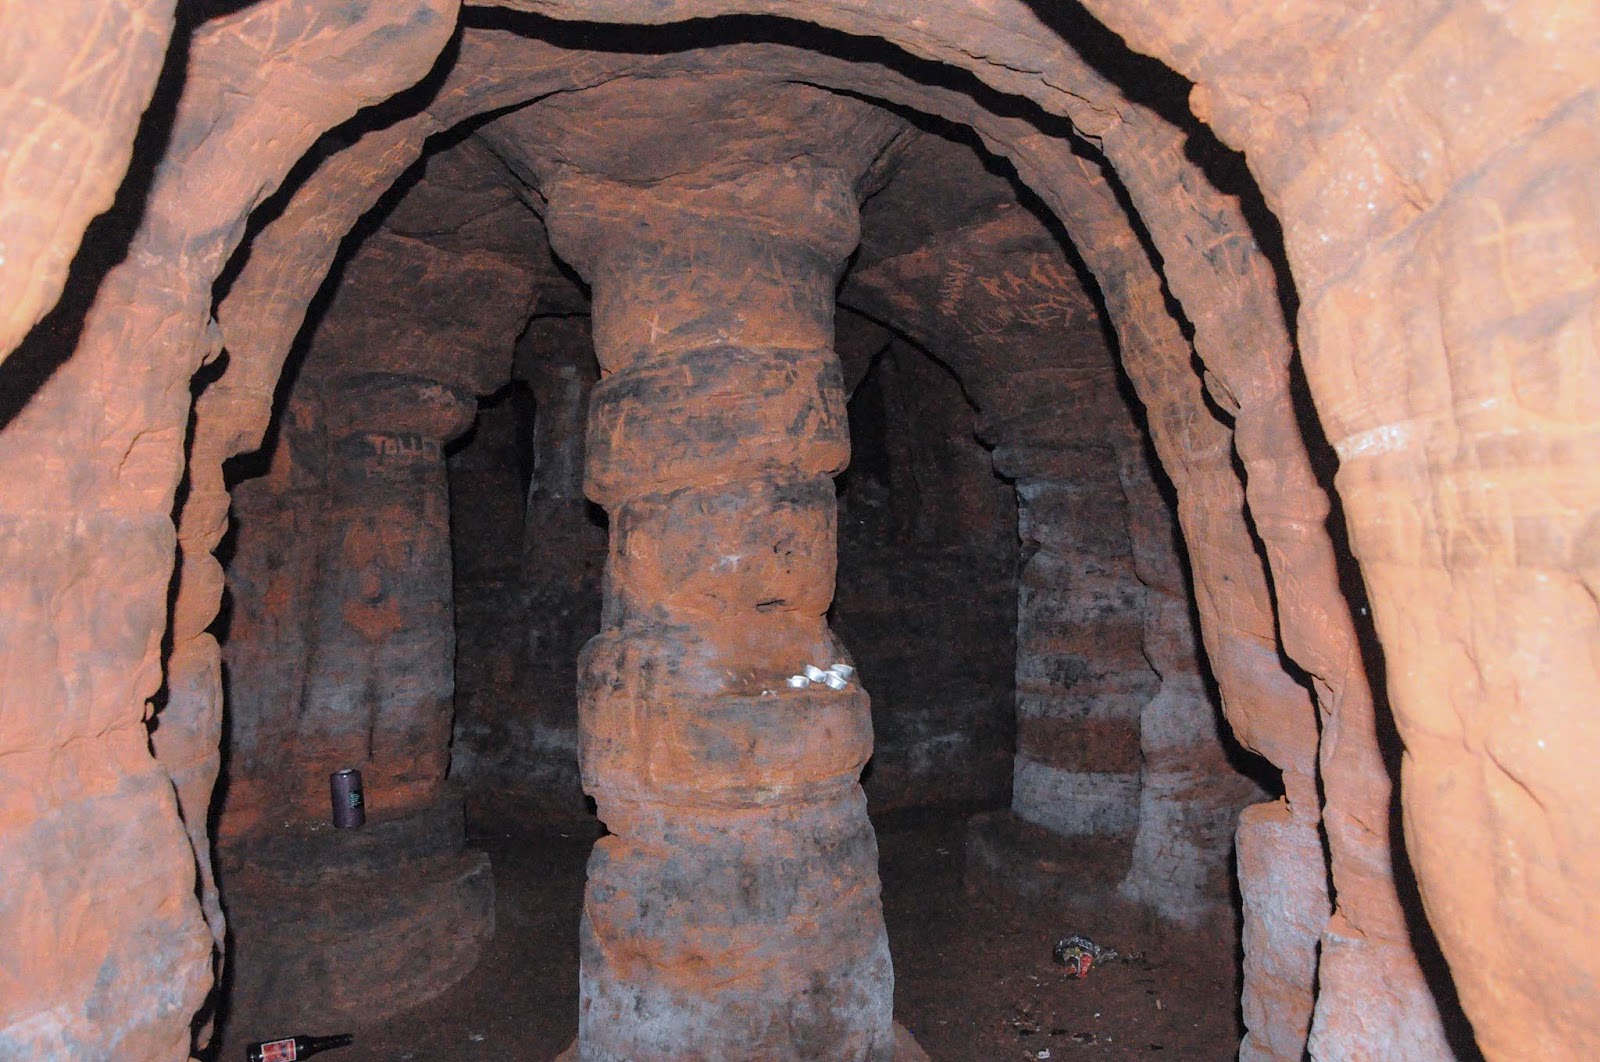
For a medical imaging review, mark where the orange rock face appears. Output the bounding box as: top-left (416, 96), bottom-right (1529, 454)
top-left (1, 3), bottom-right (1596, 1061)
top-left (0, 2), bottom-right (458, 1057)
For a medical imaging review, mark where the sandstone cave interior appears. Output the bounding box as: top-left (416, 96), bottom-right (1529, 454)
top-left (3, 3), bottom-right (1596, 1061)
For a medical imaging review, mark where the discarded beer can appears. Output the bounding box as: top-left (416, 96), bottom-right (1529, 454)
top-left (821, 671), bottom-right (849, 690)
top-left (330, 768), bottom-right (366, 829)
top-left (786, 675), bottom-right (812, 689)
top-left (802, 664), bottom-right (829, 682)
top-left (827, 663), bottom-right (855, 680)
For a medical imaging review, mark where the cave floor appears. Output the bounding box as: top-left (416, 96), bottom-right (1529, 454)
top-left (250, 807), bottom-right (1240, 1061)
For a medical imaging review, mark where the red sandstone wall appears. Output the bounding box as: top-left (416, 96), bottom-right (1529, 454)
top-left (1, 4), bottom-right (1593, 1059)
top-left (0, 3), bottom-right (459, 1056)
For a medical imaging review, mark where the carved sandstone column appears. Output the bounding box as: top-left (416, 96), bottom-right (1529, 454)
top-left (227, 373), bottom-right (476, 822)
top-left (544, 162), bottom-right (896, 1060)
top-left (295, 372), bottom-right (477, 814)
top-left (998, 419), bottom-right (1152, 846)
top-left (220, 372), bottom-right (493, 1037)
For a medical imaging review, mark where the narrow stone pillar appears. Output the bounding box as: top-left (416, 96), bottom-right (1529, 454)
top-left (1003, 445), bottom-right (1153, 841)
top-left (226, 373), bottom-right (476, 822)
top-left (226, 374), bottom-right (477, 822)
top-left (296, 372), bottom-right (477, 815)
top-left (545, 164), bottom-right (896, 1060)
top-left (516, 317), bottom-right (603, 820)
top-left (1117, 446), bottom-right (1268, 925)
top-left (219, 372), bottom-right (494, 1037)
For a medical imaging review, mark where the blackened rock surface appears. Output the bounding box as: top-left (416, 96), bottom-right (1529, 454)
top-left (219, 796), bottom-right (494, 1048)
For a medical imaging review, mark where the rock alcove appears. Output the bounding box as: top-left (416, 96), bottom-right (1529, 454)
top-left (1, 3), bottom-right (1596, 1061)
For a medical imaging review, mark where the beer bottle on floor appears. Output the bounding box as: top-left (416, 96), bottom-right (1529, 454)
top-left (245, 1033), bottom-right (354, 1061)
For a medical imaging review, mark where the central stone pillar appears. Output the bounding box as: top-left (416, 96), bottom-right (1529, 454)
top-left (546, 163), bottom-right (897, 1060)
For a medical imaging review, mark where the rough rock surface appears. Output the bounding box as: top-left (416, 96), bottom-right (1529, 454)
top-left (2, 3), bottom-right (1596, 1060)
top-left (0, 0), bottom-right (176, 361)
top-left (0, 3), bottom-right (458, 1057)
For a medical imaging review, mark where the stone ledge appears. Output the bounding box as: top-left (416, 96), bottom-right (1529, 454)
top-left (218, 791), bottom-right (470, 885)
top-left (218, 796), bottom-right (494, 1045)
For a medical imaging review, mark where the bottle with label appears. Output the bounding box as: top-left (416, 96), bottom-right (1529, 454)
top-left (245, 1033), bottom-right (354, 1061)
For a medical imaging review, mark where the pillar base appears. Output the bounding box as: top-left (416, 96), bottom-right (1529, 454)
top-left (218, 793), bottom-right (493, 1042)
top-left (555, 1022), bottom-right (929, 1061)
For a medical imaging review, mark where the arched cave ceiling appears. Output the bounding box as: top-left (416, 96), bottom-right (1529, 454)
top-left (288, 42), bottom-right (1112, 420)
top-left (2, 1), bottom-right (1594, 1058)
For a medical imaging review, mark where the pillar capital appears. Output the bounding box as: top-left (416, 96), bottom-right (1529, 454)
top-left (545, 160), bottom-right (863, 277)
top-left (325, 371), bottom-right (476, 459)
top-left (542, 162), bottom-right (863, 375)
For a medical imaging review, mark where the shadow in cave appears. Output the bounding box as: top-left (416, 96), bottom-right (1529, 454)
top-left (832, 335), bottom-right (1019, 817)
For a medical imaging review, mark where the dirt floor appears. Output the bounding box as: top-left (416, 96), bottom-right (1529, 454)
top-left (234, 807), bottom-right (1241, 1061)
